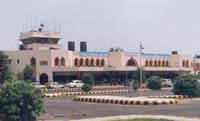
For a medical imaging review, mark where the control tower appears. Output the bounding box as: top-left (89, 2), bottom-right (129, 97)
top-left (19, 23), bottom-right (62, 50)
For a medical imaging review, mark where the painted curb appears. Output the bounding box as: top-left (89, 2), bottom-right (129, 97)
top-left (73, 96), bottom-right (178, 105)
top-left (45, 90), bottom-right (129, 98)
top-left (148, 95), bottom-right (189, 99)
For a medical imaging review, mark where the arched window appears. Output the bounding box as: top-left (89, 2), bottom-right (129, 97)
top-left (154, 60), bottom-right (157, 67)
top-left (80, 58), bottom-right (84, 66)
top-left (162, 60), bottom-right (166, 67)
top-left (74, 58), bottom-right (79, 67)
top-left (127, 58), bottom-right (138, 66)
top-left (101, 59), bottom-right (105, 66)
top-left (30, 57), bottom-right (36, 66)
top-left (91, 58), bottom-right (94, 66)
top-left (150, 60), bottom-right (153, 67)
top-left (86, 58), bottom-right (89, 66)
top-left (96, 58), bottom-right (100, 66)
top-left (145, 60), bottom-right (149, 67)
top-left (182, 60), bottom-right (185, 67)
top-left (186, 60), bottom-right (189, 67)
top-left (166, 60), bottom-right (169, 67)
top-left (61, 57), bottom-right (65, 66)
top-left (158, 60), bottom-right (161, 67)
top-left (55, 57), bottom-right (59, 66)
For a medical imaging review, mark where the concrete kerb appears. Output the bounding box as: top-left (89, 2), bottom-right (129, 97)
top-left (45, 90), bottom-right (129, 98)
top-left (73, 96), bottom-right (178, 105)
top-left (43, 85), bottom-right (128, 92)
top-left (69, 115), bottom-right (200, 121)
top-left (43, 86), bottom-right (172, 93)
top-left (148, 95), bottom-right (189, 99)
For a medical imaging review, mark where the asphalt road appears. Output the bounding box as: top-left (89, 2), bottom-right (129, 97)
top-left (40, 91), bottom-right (200, 121)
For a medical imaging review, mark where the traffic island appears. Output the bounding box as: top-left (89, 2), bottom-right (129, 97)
top-left (73, 96), bottom-right (178, 105)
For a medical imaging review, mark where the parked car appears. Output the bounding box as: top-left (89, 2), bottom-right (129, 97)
top-left (46, 82), bottom-right (65, 89)
top-left (32, 82), bottom-right (46, 89)
top-left (161, 78), bottom-right (173, 87)
top-left (66, 80), bottom-right (84, 88)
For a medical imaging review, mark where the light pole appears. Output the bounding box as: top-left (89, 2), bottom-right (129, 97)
top-left (139, 42), bottom-right (144, 96)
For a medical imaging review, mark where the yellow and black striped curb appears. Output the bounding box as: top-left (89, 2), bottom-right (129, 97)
top-left (73, 96), bottom-right (178, 105)
top-left (42, 85), bottom-right (128, 92)
top-left (148, 95), bottom-right (189, 99)
top-left (43, 87), bottom-right (172, 93)
top-left (45, 90), bottom-right (129, 98)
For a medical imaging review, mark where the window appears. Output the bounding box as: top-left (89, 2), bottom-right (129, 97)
top-left (86, 58), bottom-right (89, 66)
top-left (80, 58), bottom-right (84, 66)
top-left (55, 57), bottom-right (59, 66)
top-left (91, 58), bottom-right (94, 66)
top-left (101, 59), bottom-right (105, 66)
top-left (61, 57), bottom-right (65, 66)
top-left (17, 59), bottom-right (20, 64)
top-left (31, 57), bottom-right (36, 66)
top-left (74, 58), bottom-right (79, 66)
top-left (96, 58), bottom-right (100, 66)
top-left (127, 58), bottom-right (137, 66)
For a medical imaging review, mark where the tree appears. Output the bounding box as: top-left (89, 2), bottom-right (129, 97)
top-left (81, 74), bottom-right (95, 92)
top-left (173, 74), bottom-right (200, 97)
top-left (147, 76), bottom-right (162, 90)
top-left (132, 67), bottom-right (145, 83)
top-left (0, 51), bottom-right (11, 84)
top-left (17, 65), bottom-right (35, 82)
top-left (0, 80), bottom-right (45, 121)
top-left (81, 74), bottom-right (94, 86)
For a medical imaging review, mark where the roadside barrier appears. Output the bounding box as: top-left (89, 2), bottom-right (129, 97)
top-left (73, 96), bottom-right (178, 105)
top-left (43, 86), bottom-right (172, 93)
top-left (148, 95), bottom-right (189, 99)
top-left (45, 90), bottom-right (129, 98)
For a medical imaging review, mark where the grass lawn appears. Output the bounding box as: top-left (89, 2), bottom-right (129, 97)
top-left (110, 118), bottom-right (173, 121)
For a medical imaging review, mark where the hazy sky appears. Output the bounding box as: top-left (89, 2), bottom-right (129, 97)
top-left (0, 0), bottom-right (200, 55)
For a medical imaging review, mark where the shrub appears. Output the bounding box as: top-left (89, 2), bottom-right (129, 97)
top-left (81, 74), bottom-right (95, 85)
top-left (82, 84), bottom-right (92, 92)
top-left (0, 80), bottom-right (45, 121)
top-left (147, 76), bottom-right (162, 90)
top-left (173, 74), bottom-right (200, 97)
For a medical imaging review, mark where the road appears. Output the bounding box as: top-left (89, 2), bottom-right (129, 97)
top-left (40, 91), bottom-right (200, 121)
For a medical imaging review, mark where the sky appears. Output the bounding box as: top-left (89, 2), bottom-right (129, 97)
top-left (0, 0), bottom-right (200, 55)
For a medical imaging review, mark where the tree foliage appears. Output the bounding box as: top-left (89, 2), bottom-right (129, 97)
top-left (0, 80), bottom-right (45, 121)
top-left (173, 74), bottom-right (200, 97)
top-left (132, 67), bottom-right (145, 83)
top-left (0, 51), bottom-right (11, 83)
top-left (147, 76), bottom-right (162, 90)
top-left (17, 65), bottom-right (35, 82)
top-left (81, 74), bottom-right (94, 85)
top-left (81, 74), bottom-right (94, 92)
top-left (81, 84), bottom-right (92, 92)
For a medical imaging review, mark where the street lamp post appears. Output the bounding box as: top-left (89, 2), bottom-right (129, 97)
top-left (139, 42), bottom-right (144, 96)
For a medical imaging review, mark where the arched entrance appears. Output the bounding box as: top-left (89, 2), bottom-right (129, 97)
top-left (127, 57), bottom-right (138, 66)
top-left (40, 73), bottom-right (48, 85)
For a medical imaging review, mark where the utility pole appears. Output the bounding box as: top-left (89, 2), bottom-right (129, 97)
top-left (139, 42), bottom-right (144, 96)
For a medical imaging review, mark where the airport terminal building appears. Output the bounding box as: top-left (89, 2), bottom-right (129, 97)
top-left (4, 28), bottom-right (200, 84)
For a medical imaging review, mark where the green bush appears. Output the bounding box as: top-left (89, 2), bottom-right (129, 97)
top-left (173, 74), bottom-right (200, 97)
top-left (147, 76), bottom-right (162, 90)
top-left (81, 74), bottom-right (95, 85)
top-left (82, 84), bottom-right (92, 92)
top-left (0, 80), bottom-right (45, 121)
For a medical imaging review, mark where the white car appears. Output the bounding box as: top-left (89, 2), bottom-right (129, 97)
top-left (66, 80), bottom-right (84, 88)
top-left (32, 82), bottom-right (46, 89)
top-left (161, 78), bottom-right (173, 87)
top-left (47, 82), bottom-right (65, 89)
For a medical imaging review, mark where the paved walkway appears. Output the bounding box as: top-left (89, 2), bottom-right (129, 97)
top-left (69, 115), bottom-right (200, 121)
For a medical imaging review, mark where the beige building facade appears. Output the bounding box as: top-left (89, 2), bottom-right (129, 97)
top-left (4, 30), bottom-right (200, 84)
